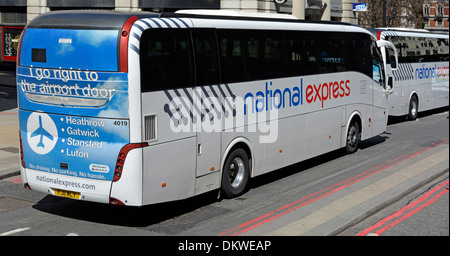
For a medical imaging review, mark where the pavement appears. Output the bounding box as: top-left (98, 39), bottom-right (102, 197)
top-left (0, 108), bottom-right (19, 180)
top-left (0, 69), bottom-right (20, 180)
top-left (260, 145), bottom-right (449, 235)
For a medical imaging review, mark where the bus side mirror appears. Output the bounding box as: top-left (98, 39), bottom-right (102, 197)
top-left (377, 40), bottom-right (398, 71)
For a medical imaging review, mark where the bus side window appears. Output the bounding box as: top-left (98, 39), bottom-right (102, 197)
top-left (192, 29), bottom-right (221, 86)
top-left (438, 38), bottom-right (449, 61)
top-left (319, 33), bottom-right (347, 74)
top-left (246, 30), bottom-right (287, 80)
top-left (216, 29), bottom-right (248, 84)
top-left (285, 31), bottom-right (319, 76)
top-left (372, 60), bottom-right (382, 85)
top-left (384, 48), bottom-right (397, 69)
top-left (371, 40), bottom-right (385, 86)
top-left (140, 29), bottom-right (195, 92)
top-left (347, 33), bottom-right (372, 78)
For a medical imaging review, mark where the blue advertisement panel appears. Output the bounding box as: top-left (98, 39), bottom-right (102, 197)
top-left (18, 28), bottom-right (130, 181)
top-left (19, 110), bottom-right (129, 181)
top-left (20, 28), bottom-right (119, 71)
top-left (17, 67), bottom-right (130, 181)
top-left (17, 67), bottom-right (129, 118)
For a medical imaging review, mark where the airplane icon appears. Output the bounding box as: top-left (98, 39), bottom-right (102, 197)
top-left (30, 115), bottom-right (54, 148)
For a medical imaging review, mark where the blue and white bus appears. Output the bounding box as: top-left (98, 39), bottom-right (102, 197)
top-left (18, 10), bottom-right (397, 206)
top-left (374, 28), bottom-right (449, 120)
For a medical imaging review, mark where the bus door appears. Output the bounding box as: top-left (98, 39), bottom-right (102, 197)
top-left (191, 29), bottom-right (222, 181)
top-left (194, 86), bottom-right (221, 178)
top-left (379, 41), bottom-right (399, 114)
top-left (372, 58), bottom-right (388, 132)
top-left (371, 41), bottom-right (389, 135)
top-left (371, 40), bottom-right (397, 134)
top-left (378, 40), bottom-right (398, 95)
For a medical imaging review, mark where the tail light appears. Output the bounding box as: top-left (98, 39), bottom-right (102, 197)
top-left (20, 131), bottom-right (31, 191)
top-left (24, 183), bottom-right (31, 190)
top-left (19, 131), bottom-right (25, 168)
top-left (110, 197), bottom-right (126, 205)
top-left (376, 30), bottom-right (382, 40)
top-left (119, 15), bottom-right (139, 73)
top-left (113, 142), bottom-right (148, 182)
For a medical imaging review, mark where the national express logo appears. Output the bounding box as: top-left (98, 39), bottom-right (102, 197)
top-left (415, 64), bottom-right (449, 80)
top-left (244, 78), bottom-right (350, 112)
top-left (163, 78), bottom-right (351, 143)
top-left (395, 64), bottom-right (449, 81)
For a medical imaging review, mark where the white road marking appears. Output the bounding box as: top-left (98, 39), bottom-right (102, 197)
top-left (0, 227), bottom-right (31, 236)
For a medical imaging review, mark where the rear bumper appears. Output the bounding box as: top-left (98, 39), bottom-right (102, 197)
top-left (22, 167), bottom-right (112, 204)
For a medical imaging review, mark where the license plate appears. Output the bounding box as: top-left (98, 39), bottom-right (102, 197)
top-left (54, 188), bottom-right (80, 199)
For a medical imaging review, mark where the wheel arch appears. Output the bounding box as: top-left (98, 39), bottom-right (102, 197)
top-left (409, 91), bottom-right (419, 108)
top-left (346, 111), bottom-right (363, 139)
top-left (221, 137), bottom-right (254, 178)
top-left (409, 90), bottom-right (419, 103)
top-left (343, 111), bottom-right (363, 153)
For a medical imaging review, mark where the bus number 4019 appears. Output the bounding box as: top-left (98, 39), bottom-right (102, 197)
top-left (113, 121), bottom-right (128, 126)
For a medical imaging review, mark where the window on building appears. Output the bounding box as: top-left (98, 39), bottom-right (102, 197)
top-left (424, 5), bottom-right (430, 16)
top-left (437, 5), bottom-right (444, 16)
top-left (0, 7), bottom-right (27, 24)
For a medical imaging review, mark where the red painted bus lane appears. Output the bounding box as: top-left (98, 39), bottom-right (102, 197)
top-left (357, 179), bottom-right (449, 236)
top-left (219, 138), bottom-right (448, 236)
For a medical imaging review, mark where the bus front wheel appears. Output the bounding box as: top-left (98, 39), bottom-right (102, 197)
top-left (408, 95), bottom-right (418, 120)
top-left (221, 148), bottom-right (250, 198)
top-left (346, 121), bottom-right (361, 154)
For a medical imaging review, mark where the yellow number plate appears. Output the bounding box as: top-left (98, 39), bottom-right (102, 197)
top-left (54, 189), bottom-right (80, 199)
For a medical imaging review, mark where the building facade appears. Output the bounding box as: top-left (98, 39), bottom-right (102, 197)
top-left (1, 0), bottom-right (360, 22)
top-left (3, 0), bottom-right (445, 63)
top-left (0, 0), bottom-right (361, 64)
top-left (423, 0), bottom-right (449, 30)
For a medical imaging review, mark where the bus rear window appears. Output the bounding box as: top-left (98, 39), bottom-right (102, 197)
top-left (20, 28), bottom-right (119, 71)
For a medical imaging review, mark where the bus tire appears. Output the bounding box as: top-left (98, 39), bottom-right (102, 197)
top-left (345, 121), bottom-right (361, 154)
top-left (408, 95), bottom-right (418, 120)
top-left (221, 148), bottom-right (250, 198)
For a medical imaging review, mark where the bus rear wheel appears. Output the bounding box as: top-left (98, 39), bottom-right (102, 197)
top-left (221, 148), bottom-right (250, 198)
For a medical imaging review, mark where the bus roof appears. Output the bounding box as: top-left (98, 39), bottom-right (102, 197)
top-left (378, 27), bottom-right (449, 35)
top-left (370, 27), bottom-right (449, 39)
top-left (27, 10), bottom-right (159, 30)
top-left (163, 10), bottom-right (353, 26)
top-left (27, 10), bottom-right (356, 30)
top-left (174, 9), bottom-right (298, 20)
